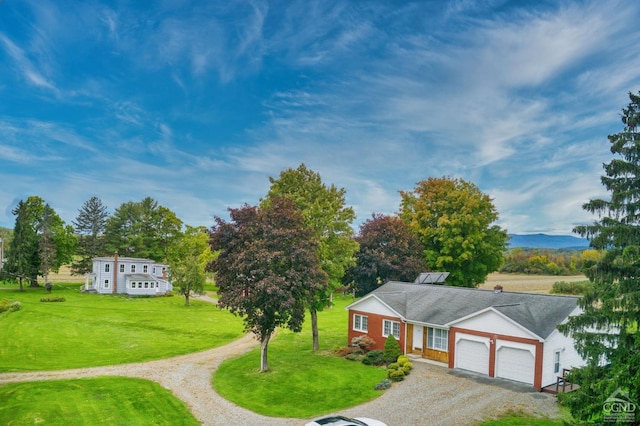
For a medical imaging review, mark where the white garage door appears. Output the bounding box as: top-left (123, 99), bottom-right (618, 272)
top-left (496, 345), bottom-right (535, 384)
top-left (456, 338), bottom-right (489, 375)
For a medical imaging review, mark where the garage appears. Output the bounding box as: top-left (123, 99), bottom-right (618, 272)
top-left (455, 337), bottom-right (489, 375)
top-left (495, 344), bottom-right (535, 384)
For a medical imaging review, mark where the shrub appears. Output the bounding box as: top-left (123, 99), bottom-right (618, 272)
top-left (362, 350), bottom-right (384, 366)
top-left (351, 335), bottom-right (377, 352)
top-left (336, 346), bottom-right (358, 357)
top-left (345, 353), bottom-right (362, 362)
top-left (388, 368), bottom-right (405, 382)
top-left (402, 363), bottom-right (413, 375)
top-left (383, 335), bottom-right (402, 363)
top-left (397, 355), bottom-right (410, 366)
top-left (40, 297), bottom-right (66, 302)
top-left (374, 379), bottom-right (392, 391)
top-left (387, 362), bottom-right (400, 370)
top-left (0, 299), bottom-right (22, 313)
top-left (550, 280), bottom-right (592, 295)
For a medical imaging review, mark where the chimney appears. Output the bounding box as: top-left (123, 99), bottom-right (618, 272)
top-left (113, 252), bottom-right (118, 295)
top-left (493, 285), bottom-right (503, 293)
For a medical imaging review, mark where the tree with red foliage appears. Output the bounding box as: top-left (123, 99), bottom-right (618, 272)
top-left (344, 214), bottom-right (426, 296)
top-left (209, 197), bottom-right (327, 372)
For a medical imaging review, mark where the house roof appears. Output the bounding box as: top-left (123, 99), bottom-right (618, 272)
top-left (93, 256), bottom-right (162, 264)
top-left (356, 281), bottom-right (580, 339)
top-left (125, 273), bottom-right (158, 281)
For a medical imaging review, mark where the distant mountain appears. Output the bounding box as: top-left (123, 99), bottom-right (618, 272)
top-left (508, 233), bottom-right (590, 249)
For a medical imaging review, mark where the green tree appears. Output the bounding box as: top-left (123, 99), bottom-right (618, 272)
top-left (71, 197), bottom-right (109, 275)
top-left (263, 164), bottom-right (358, 351)
top-left (399, 177), bottom-right (508, 287)
top-left (383, 334), bottom-right (402, 363)
top-left (104, 197), bottom-right (183, 261)
top-left (344, 213), bottom-right (426, 296)
top-left (167, 226), bottom-right (214, 306)
top-left (4, 197), bottom-right (75, 289)
top-left (210, 197), bottom-right (327, 372)
top-left (558, 92), bottom-right (640, 423)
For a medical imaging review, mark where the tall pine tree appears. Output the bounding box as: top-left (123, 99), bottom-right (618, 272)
top-left (72, 197), bottom-right (109, 275)
top-left (559, 92), bottom-right (640, 423)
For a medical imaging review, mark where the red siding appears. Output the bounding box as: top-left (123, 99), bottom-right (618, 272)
top-left (347, 309), bottom-right (405, 353)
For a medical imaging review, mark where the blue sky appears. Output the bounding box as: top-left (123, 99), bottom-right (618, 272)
top-left (1, 0), bottom-right (639, 235)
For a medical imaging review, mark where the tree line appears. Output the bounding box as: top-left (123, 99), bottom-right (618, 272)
top-left (500, 247), bottom-right (602, 275)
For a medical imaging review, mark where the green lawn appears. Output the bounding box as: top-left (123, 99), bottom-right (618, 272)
top-left (0, 283), bottom-right (245, 372)
top-left (213, 297), bottom-right (388, 418)
top-left (0, 377), bottom-right (200, 425)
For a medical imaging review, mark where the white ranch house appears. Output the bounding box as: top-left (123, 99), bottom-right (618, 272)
top-left (84, 253), bottom-right (172, 296)
top-left (346, 273), bottom-right (586, 391)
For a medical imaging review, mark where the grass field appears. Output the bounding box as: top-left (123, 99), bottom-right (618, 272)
top-left (481, 272), bottom-right (587, 293)
top-left (0, 283), bottom-right (245, 372)
top-left (214, 297), bottom-right (387, 418)
top-left (0, 377), bottom-right (200, 426)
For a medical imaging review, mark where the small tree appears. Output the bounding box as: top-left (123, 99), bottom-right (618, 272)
top-left (383, 334), bottom-right (402, 363)
top-left (167, 226), bottom-right (214, 306)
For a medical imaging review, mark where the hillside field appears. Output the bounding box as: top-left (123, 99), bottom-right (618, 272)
top-left (46, 266), bottom-right (586, 294)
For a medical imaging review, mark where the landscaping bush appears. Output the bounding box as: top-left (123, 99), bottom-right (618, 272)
top-left (397, 355), bottom-right (409, 366)
top-left (402, 362), bottom-right (413, 375)
top-left (40, 297), bottom-right (66, 302)
top-left (361, 350), bottom-right (384, 366)
top-left (374, 379), bottom-right (392, 391)
top-left (383, 335), bottom-right (402, 363)
top-left (345, 353), bottom-right (362, 362)
top-left (351, 335), bottom-right (376, 352)
top-left (387, 368), bottom-right (405, 382)
top-left (0, 299), bottom-right (22, 313)
top-left (336, 346), bottom-right (358, 357)
top-left (550, 280), bottom-right (592, 295)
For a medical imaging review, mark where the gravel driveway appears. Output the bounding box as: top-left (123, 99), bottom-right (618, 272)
top-left (0, 294), bottom-right (560, 425)
top-left (0, 341), bottom-right (560, 426)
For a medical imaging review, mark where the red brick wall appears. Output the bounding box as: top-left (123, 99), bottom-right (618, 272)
top-left (348, 309), bottom-right (405, 353)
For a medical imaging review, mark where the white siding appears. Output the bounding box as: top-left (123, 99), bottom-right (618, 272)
top-left (542, 329), bottom-right (586, 388)
top-left (452, 309), bottom-right (537, 340)
top-left (351, 297), bottom-right (399, 317)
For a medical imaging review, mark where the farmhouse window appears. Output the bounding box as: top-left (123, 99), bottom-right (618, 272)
top-left (120, 264), bottom-right (125, 273)
top-left (554, 350), bottom-right (561, 374)
top-left (143, 265), bottom-right (148, 273)
top-left (144, 282), bottom-right (149, 288)
top-left (427, 327), bottom-right (448, 351)
top-left (353, 314), bottom-right (368, 332)
top-left (383, 319), bottom-right (400, 339)
top-left (105, 264), bottom-right (110, 272)
top-left (131, 265), bottom-right (136, 273)
top-left (103, 279), bottom-right (109, 288)
top-left (138, 282), bottom-right (142, 288)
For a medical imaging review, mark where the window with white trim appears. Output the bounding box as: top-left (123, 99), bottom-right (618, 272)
top-left (382, 319), bottom-right (400, 339)
top-left (103, 279), bottom-right (109, 288)
top-left (105, 264), bottom-right (110, 272)
top-left (143, 265), bottom-right (148, 273)
top-left (353, 314), bottom-right (368, 332)
top-left (427, 327), bottom-right (448, 351)
top-left (120, 264), bottom-right (125, 273)
top-left (131, 265), bottom-right (136, 273)
top-left (554, 350), bottom-right (561, 374)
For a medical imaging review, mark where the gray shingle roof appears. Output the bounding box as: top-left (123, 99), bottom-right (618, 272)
top-left (369, 281), bottom-right (580, 339)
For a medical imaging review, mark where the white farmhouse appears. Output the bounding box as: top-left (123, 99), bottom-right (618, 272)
top-left (84, 253), bottom-right (172, 296)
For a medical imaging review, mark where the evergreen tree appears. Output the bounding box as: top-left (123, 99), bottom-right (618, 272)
top-left (558, 92), bottom-right (640, 423)
top-left (72, 197), bottom-right (109, 275)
